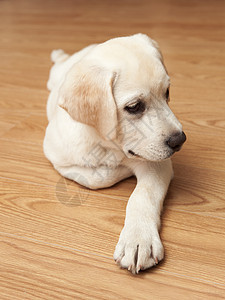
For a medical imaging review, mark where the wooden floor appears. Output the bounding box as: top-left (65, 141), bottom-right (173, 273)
top-left (0, 0), bottom-right (225, 299)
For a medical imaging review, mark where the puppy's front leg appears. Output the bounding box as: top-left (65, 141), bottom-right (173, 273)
top-left (114, 159), bottom-right (173, 274)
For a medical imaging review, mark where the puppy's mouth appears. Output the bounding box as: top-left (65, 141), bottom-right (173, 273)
top-left (128, 149), bottom-right (143, 158)
top-left (128, 149), bottom-right (137, 156)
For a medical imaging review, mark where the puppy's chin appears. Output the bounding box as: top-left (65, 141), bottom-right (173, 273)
top-left (125, 148), bottom-right (174, 161)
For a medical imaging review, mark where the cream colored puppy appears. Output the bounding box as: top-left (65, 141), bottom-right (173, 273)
top-left (43, 34), bottom-right (186, 274)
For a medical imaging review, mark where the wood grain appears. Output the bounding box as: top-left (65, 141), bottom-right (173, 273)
top-left (0, 0), bottom-right (225, 299)
top-left (1, 179), bottom-right (225, 287)
top-left (1, 234), bottom-right (224, 300)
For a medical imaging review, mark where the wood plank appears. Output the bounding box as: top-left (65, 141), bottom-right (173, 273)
top-left (172, 132), bottom-right (225, 171)
top-left (1, 114), bottom-right (48, 144)
top-left (0, 234), bottom-right (224, 300)
top-left (0, 111), bottom-right (29, 137)
top-left (0, 85), bottom-right (47, 112)
top-left (0, 179), bottom-right (225, 287)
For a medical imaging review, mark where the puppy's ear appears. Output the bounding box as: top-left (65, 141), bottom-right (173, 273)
top-left (150, 39), bottom-right (168, 73)
top-left (59, 62), bottom-right (118, 140)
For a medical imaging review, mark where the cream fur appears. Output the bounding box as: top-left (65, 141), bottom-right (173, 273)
top-left (43, 34), bottom-right (184, 274)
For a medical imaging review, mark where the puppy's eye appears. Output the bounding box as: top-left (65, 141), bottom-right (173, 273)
top-left (165, 88), bottom-right (170, 102)
top-left (124, 101), bottom-right (146, 114)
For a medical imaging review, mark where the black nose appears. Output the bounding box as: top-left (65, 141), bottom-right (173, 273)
top-left (166, 131), bottom-right (186, 152)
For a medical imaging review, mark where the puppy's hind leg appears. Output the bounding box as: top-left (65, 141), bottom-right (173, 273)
top-left (56, 165), bottom-right (133, 190)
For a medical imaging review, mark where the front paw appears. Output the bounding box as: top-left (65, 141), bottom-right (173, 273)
top-left (113, 223), bottom-right (164, 274)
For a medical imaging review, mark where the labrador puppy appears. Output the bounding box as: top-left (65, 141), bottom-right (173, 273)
top-left (43, 34), bottom-right (186, 274)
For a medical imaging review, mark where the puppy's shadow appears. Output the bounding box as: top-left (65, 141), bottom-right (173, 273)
top-left (163, 159), bottom-right (200, 209)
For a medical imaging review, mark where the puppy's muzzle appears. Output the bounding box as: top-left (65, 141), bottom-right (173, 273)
top-left (166, 131), bottom-right (186, 152)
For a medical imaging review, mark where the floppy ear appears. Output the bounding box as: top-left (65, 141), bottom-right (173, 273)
top-left (59, 62), bottom-right (118, 140)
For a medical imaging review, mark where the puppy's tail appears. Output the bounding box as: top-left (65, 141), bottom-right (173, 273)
top-left (50, 49), bottom-right (69, 63)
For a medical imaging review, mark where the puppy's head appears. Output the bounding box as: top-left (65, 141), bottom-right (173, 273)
top-left (59, 33), bottom-right (186, 161)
